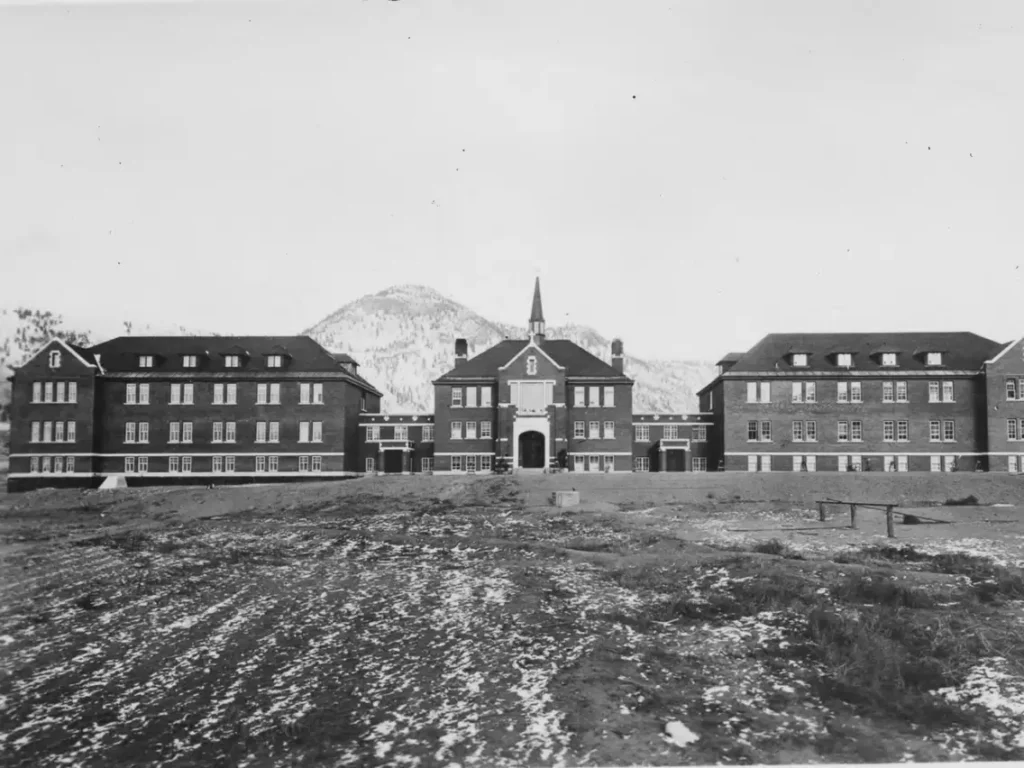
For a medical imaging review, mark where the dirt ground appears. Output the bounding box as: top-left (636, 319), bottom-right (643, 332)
top-left (1, 473), bottom-right (1023, 766)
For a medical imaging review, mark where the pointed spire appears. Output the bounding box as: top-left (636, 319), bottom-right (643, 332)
top-left (530, 277), bottom-right (545, 323)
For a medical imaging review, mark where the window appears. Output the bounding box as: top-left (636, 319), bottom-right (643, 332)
top-left (267, 355), bottom-right (282, 368)
top-left (68, 381), bottom-right (77, 403)
top-left (183, 355), bottom-right (197, 368)
top-left (66, 456), bottom-right (75, 473)
top-left (126, 384), bottom-right (137, 405)
top-left (759, 382), bottom-right (770, 403)
top-left (452, 387), bottom-right (463, 407)
top-left (837, 382), bottom-right (849, 403)
top-left (792, 455), bottom-right (803, 472)
top-left (226, 384), bottom-right (237, 405)
top-left (792, 353), bottom-right (808, 367)
top-left (851, 421), bottom-right (862, 441)
top-left (588, 421), bottom-right (600, 439)
top-left (213, 422), bottom-right (223, 442)
top-left (422, 425), bottom-right (434, 441)
top-left (806, 382), bottom-right (816, 403)
top-left (747, 382), bottom-right (757, 403)
top-left (927, 420), bottom-right (941, 442)
top-left (573, 421), bottom-right (586, 439)
top-left (451, 421), bottom-right (463, 439)
top-left (588, 455), bottom-right (600, 472)
top-left (169, 422), bottom-right (181, 443)
top-left (367, 425), bottom-right (380, 441)
top-left (31, 422), bottom-right (40, 442)
top-left (138, 355), bottom-right (153, 368)
top-left (694, 426), bottom-right (707, 441)
top-left (42, 421), bottom-right (52, 442)
top-left (42, 382), bottom-right (54, 403)
top-left (169, 456), bottom-right (180, 473)
top-left (480, 387), bottom-right (492, 407)
top-left (255, 456), bottom-right (266, 473)
top-left (268, 456), bottom-right (278, 472)
top-left (693, 457), bottom-right (707, 472)
top-left (836, 353), bottom-right (852, 367)
top-left (170, 384), bottom-right (181, 405)
top-left (311, 456), bottom-right (321, 472)
top-left (883, 421), bottom-right (895, 442)
top-left (268, 422), bottom-right (279, 443)
top-left (312, 422), bottom-right (322, 442)
top-left (526, 356), bottom-right (537, 375)
top-left (897, 421), bottom-right (909, 442)
top-left (451, 456), bottom-right (463, 472)
top-left (257, 384), bottom-right (267, 405)
top-left (574, 387), bottom-right (585, 407)
top-left (480, 421), bottom-right (492, 438)
top-left (602, 455), bottom-right (614, 471)
top-left (41, 456), bottom-right (51, 473)
top-left (881, 352), bottom-right (897, 367)
top-left (30, 457), bottom-right (38, 473)
top-left (792, 382), bottom-right (803, 403)
top-left (884, 455), bottom-right (896, 473)
top-left (883, 382), bottom-right (894, 403)
top-left (225, 422), bottom-right (236, 442)
top-left (603, 421), bottom-right (615, 439)
top-left (125, 422), bottom-right (136, 443)
top-left (213, 384), bottom-right (224, 405)
top-left (896, 381), bottom-right (908, 403)
top-left (466, 387), bottom-right (478, 408)
top-left (139, 383), bottom-right (150, 405)
top-left (256, 422), bottom-right (267, 443)
top-left (225, 355), bottom-right (240, 368)
top-left (1009, 419), bottom-right (1019, 441)
top-left (481, 456), bottom-right (492, 472)
top-left (360, 394), bottom-right (367, 411)
top-left (747, 455), bottom-right (758, 472)
top-left (747, 421), bottom-right (759, 441)
top-left (32, 382), bottom-right (41, 402)
top-left (55, 422), bottom-right (65, 442)
top-left (806, 420), bottom-right (817, 441)
top-left (634, 457), bottom-right (649, 472)
top-left (297, 455), bottom-right (309, 473)
top-left (898, 456), bottom-right (908, 472)
top-left (851, 382), bottom-right (862, 403)
top-left (314, 383), bottom-right (324, 404)
top-left (663, 425), bottom-right (678, 440)
top-left (50, 456), bottom-right (61, 474)
top-left (838, 421), bottom-right (849, 442)
top-left (466, 456), bottom-right (477, 473)
top-left (604, 387), bottom-right (615, 408)
top-left (56, 382), bottom-right (66, 402)
top-left (943, 420), bottom-right (955, 442)
top-left (178, 422), bottom-right (190, 443)
top-left (139, 422), bottom-right (150, 443)
top-left (125, 457), bottom-right (136, 473)
top-left (299, 422), bottom-right (310, 443)
top-left (269, 383), bottom-right (280, 405)
top-left (1009, 379), bottom-right (1018, 401)
top-left (1010, 456), bottom-right (1019, 474)
top-left (760, 455), bottom-right (772, 472)
top-left (214, 456), bottom-right (224, 473)
top-left (466, 421), bottom-right (478, 439)
top-left (183, 383), bottom-right (194, 405)
top-left (589, 386), bottom-right (600, 406)
top-left (926, 352), bottom-right (943, 366)
top-left (931, 455), bottom-right (941, 472)
top-left (929, 382), bottom-right (940, 402)
top-left (366, 458), bottom-right (375, 473)
top-left (792, 421), bottom-right (804, 442)
top-left (182, 456), bottom-right (193, 473)
top-left (67, 421), bottom-right (76, 442)
top-left (420, 457), bottom-right (433, 473)
top-left (635, 424), bottom-right (649, 441)
top-left (225, 456), bottom-right (235, 473)
top-left (49, 350), bottom-right (62, 368)
top-left (942, 381), bottom-right (954, 403)
top-left (394, 425), bottom-right (409, 441)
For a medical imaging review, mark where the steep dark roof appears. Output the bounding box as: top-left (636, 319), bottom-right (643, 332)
top-left (530, 277), bottom-right (545, 323)
top-left (725, 332), bottom-right (1004, 374)
top-left (717, 352), bottom-right (744, 364)
top-left (331, 352), bottom-right (358, 365)
top-left (434, 338), bottom-right (631, 382)
top-left (86, 335), bottom-right (381, 393)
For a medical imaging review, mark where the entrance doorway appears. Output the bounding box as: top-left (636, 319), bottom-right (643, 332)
top-left (518, 431), bottom-right (546, 469)
top-left (383, 451), bottom-right (403, 474)
top-left (664, 451), bottom-right (686, 472)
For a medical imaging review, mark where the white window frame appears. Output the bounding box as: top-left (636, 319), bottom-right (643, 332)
top-left (312, 422), bottom-right (323, 443)
top-left (759, 420), bottom-right (772, 442)
top-left (603, 421), bottom-right (615, 439)
top-left (269, 383), bottom-right (280, 405)
top-left (451, 421), bottom-right (463, 440)
top-left (226, 422), bottom-right (236, 443)
top-left (313, 383), bottom-right (324, 404)
top-left (256, 455), bottom-right (266, 473)
top-left (837, 382), bottom-right (849, 403)
top-left (299, 422), bottom-right (310, 443)
top-left (930, 455), bottom-right (941, 472)
top-left (929, 421), bottom-right (941, 442)
top-left (882, 381), bottom-right (894, 403)
top-left (465, 421), bottom-right (478, 440)
top-left (883, 420), bottom-right (895, 442)
top-left (694, 425), bottom-right (707, 441)
top-left (300, 383), bottom-right (311, 405)
top-left (213, 383), bottom-right (224, 405)
top-left (182, 456), bottom-right (193, 473)
top-left (837, 421), bottom-right (849, 442)
top-left (268, 421), bottom-right (279, 443)
top-left (124, 422), bottom-right (136, 443)
top-left (451, 456), bottom-right (463, 472)
top-left (225, 355), bottom-right (240, 368)
top-left (49, 350), bottom-right (62, 368)
top-left (588, 421), bottom-right (600, 439)
top-left (56, 381), bottom-right (66, 403)
top-left (67, 421), bottom-right (76, 442)
top-left (1008, 419), bottom-right (1019, 442)
top-left (214, 455), bottom-right (224, 473)
top-left (183, 355), bottom-right (197, 369)
top-left (480, 455), bottom-right (492, 472)
top-left (180, 422), bottom-right (191, 444)
top-left (366, 457), bottom-right (375, 473)
top-left (574, 386), bottom-right (585, 407)
top-left (213, 422), bottom-right (224, 443)
top-left (663, 425), bottom-right (678, 440)
top-left (257, 384), bottom-right (268, 405)
top-left (792, 420), bottom-right (804, 442)
top-left (31, 422), bottom-right (40, 443)
top-left (526, 356), bottom-right (538, 376)
top-left (32, 382), bottom-right (41, 402)
top-left (268, 456), bottom-right (278, 472)
top-left (225, 455), bottom-right (235, 473)
top-left (575, 455), bottom-right (586, 472)
top-left (806, 381), bottom-right (816, 403)
top-left (928, 381), bottom-right (940, 403)
top-left (896, 381), bottom-right (908, 403)
top-left (1008, 456), bottom-right (1018, 474)
top-left (851, 421), bottom-right (862, 442)
top-left (138, 355), bottom-right (153, 369)
top-left (66, 456), bottom-right (75, 473)
top-left (588, 455), bottom-right (600, 472)
top-left (367, 425), bottom-right (380, 441)
top-left (897, 455), bottom-right (908, 472)
top-left (792, 353), bottom-right (808, 367)
top-left (806, 420), bottom-right (817, 442)
top-left (44, 382), bottom-right (54, 403)
top-left (926, 352), bottom-right (943, 366)
top-left (451, 387), bottom-right (463, 407)
top-left (169, 456), bottom-right (180, 473)
top-left (635, 424), bottom-right (649, 441)
top-left (422, 425), bottom-right (434, 442)
top-left (589, 386), bottom-right (600, 406)
top-left (466, 455), bottom-right (477, 473)
top-left (850, 381), bottom-right (862, 403)
top-left (693, 457), bottom-right (707, 472)
top-left (169, 422), bottom-right (180, 443)
top-left (480, 421), bottom-right (492, 438)
top-left (575, 421), bottom-right (586, 439)
top-left (125, 456), bottom-right (136, 473)
top-left (170, 384), bottom-right (181, 405)
top-left (56, 456), bottom-right (65, 473)
top-left (897, 420), bottom-right (909, 442)
top-left (837, 353), bottom-right (853, 368)
top-left (881, 352), bottom-right (897, 367)
top-left (256, 422), bottom-right (267, 443)
top-left (126, 383), bottom-right (137, 405)
top-left (747, 382), bottom-right (757, 403)
top-left (466, 387), bottom-right (478, 408)
top-left (139, 422), bottom-right (150, 444)
top-left (747, 421), bottom-right (759, 442)
top-left (942, 381), bottom-right (954, 403)
top-left (759, 382), bottom-right (770, 403)
top-left (41, 456), bottom-right (51, 473)
top-left (183, 383), bottom-right (194, 405)
top-left (1008, 379), bottom-right (1018, 401)
top-left (943, 420), bottom-right (955, 442)
top-left (421, 457), bottom-right (433, 473)
top-left (267, 355), bottom-right (282, 369)
top-left (480, 387), bottom-right (492, 407)
top-left (55, 421), bottom-right (64, 442)
top-left (792, 382), bottom-right (803, 403)
top-left (604, 386), bottom-right (615, 408)
top-left (748, 455), bottom-right (758, 472)
top-left (226, 383), bottom-right (237, 405)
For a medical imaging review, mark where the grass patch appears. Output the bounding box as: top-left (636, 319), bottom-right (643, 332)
top-left (750, 538), bottom-right (806, 560)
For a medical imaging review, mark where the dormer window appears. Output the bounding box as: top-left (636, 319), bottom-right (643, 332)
top-left (836, 353), bottom-right (853, 368)
top-left (791, 353), bottom-right (808, 367)
top-left (48, 350), bottom-right (62, 368)
top-left (182, 355), bottom-right (197, 369)
top-left (526, 356), bottom-right (538, 376)
top-left (926, 352), bottom-right (943, 366)
top-left (881, 352), bottom-right (898, 367)
top-left (224, 355), bottom-right (240, 368)
top-left (138, 355), bottom-right (154, 369)
top-left (267, 355), bottom-right (283, 369)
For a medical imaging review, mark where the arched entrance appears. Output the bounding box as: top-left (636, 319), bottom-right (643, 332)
top-left (518, 431), bottom-right (546, 469)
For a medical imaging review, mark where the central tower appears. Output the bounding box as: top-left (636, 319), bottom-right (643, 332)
top-left (529, 277), bottom-right (546, 343)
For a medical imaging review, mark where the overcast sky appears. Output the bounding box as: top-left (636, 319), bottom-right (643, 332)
top-left (1, 0), bottom-right (1022, 361)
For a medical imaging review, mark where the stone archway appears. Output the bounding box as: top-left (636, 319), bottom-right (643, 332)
top-left (518, 431), bottom-right (546, 469)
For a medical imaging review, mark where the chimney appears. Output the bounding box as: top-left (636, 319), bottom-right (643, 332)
top-left (455, 338), bottom-right (468, 367)
top-left (611, 338), bottom-right (624, 374)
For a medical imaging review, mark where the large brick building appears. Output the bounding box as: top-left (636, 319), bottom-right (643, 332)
top-left (359, 279), bottom-right (711, 474)
top-left (6, 336), bottom-right (382, 491)
top-left (698, 332), bottom-right (1024, 473)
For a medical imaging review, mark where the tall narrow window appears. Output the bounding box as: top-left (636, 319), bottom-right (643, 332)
top-left (481, 387), bottom-right (492, 407)
top-left (805, 382), bottom-right (816, 403)
top-left (466, 421), bottom-right (477, 439)
top-left (603, 421), bottom-right (614, 439)
top-left (56, 381), bottom-right (66, 403)
top-left (747, 382), bottom-right (757, 403)
top-left (67, 421), bottom-right (76, 442)
top-left (55, 422), bottom-right (64, 442)
top-left (169, 422), bottom-right (181, 443)
top-left (942, 381), bottom-right (954, 403)
top-left (44, 382), bottom-right (53, 403)
top-left (257, 384), bottom-right (268, 405)
top-left (139, 383), bottom-right (150, 405)
top-left (300, 383), bottom-right (311, 404)
top-left (169, 384), bottom-right (181, 405)
top-left (213, 422), bottom-right (224, 443)
top-left (574, 387), bottom-right (585, 407)
top-left (588, 421), bottom-right (600, 439)
top-left (139, 422), bottom-right (150, 443)
top-left (759, 421), bottom-right (772, 441)
top-left (792, 382), bottom-right (803, 403)
top-left (837, 382), bottom-right (849, 403)
top-left (268, 422), bottom-right (279, 442)
top-left (589, 386), bottom-right (600, 406)
top-left (256, 422), bottom-right (267, 443)
top-left (452, 387), bottom-right (463, 407)
top-left (759, 382), bottom-right (770, 403)
top-left (226, 384), bottom-right (237, 405)
top-left (213, 384), bottom-right (224, 405)
top-left (269, 383), bottom-right (280, 405)
top-left (480, 421), bottom-right (492, 438)
top-left (604, 386), bottom-right (615, 408)
top-left (313, 383), bottom-right (324, 404)
top-left (68, 382), bottom-right (77, 403)
top-left (183, 383), bottom-right (194, 405)
top-left (181, 422), bottom-right (192, 443)
top-left (299, 422), bottom-right (310, 443)
top-left (32, 382), bottom-right (41, 402)
top-left (929, 382), bottom-right (940, 402)
top-left (126, 384), bottom-right (137, 405)
top-left (125, 422), bottom-right (136, 443)
top-left (850, 381), bottom-right (862, 403)
top-left (882, 382), bottom-right (894, 403)
top-left (312, 422), bottom-right (322, 442)
top-left (896, 381), bottom-right (908, 403)
top-left (225, 422), bottom-right (236, 442)
top-left (31, 422), bottom-right (40, 443)
top-left (467, 387), bottom-right (478, 408)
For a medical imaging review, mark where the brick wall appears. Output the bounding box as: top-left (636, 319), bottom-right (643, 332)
top-left (985, 340), bottom-right (1024, 472)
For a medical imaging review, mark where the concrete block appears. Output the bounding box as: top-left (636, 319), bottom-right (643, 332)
top-left (554, 491), bottom-right (580, 508)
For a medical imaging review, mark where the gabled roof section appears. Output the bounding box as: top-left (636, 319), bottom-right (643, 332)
top-left (331, 352), bottom-right (358, 365)
top-left (985, 336), bottom-right (1024, 365)
top-left (15, 337), bottom-right (99, 371)
top-left (498, 339), bottom-right (565, 372)
top-left (435, 340), bottom-right (528, 382)
top-left (544, 340), bottom-right (631, 380)
top-left (434, 338), bottom-right (633, 382)
top-left (725, 332), bottom-right (1005, 373)
top-left (717, 352), bottom-right (744, 365)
